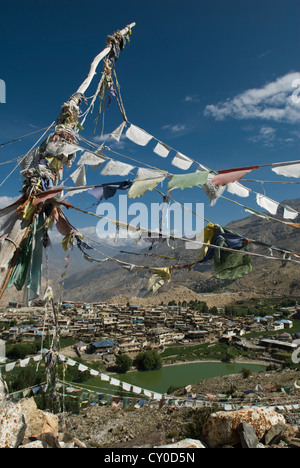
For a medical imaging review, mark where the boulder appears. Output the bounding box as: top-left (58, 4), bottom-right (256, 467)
top-left (19, 397), bottom-right (58, 440)
top-left (202, 407), bottom-right (285, 448)
top-left (155, 438), bottom-right (206, 448)
top-left (0, 398), bottom-right (27, 448)
top-left (240, 421), bottom-right (259, 448)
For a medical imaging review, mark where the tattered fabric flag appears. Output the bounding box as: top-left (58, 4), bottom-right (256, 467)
top-left (226, 182), bottom-right (250, 198)
top-left (5, 362), bottom-right (16, 372)
top-left (136, 167), bottom-right (165, 180)
top-left (272, 161), bottom-right (300, 178)
top-left (101, 159), bottom-right (134, 176)
top-left (43, 138), bottom-right (78, 159)
top-left (128, 170), bottom-right (166, 199)
top-left (283, 206), bottom-right (299, 220)
top-left (77, 149), bottom-right (107, 167)
top-left (19, 148), bottom-right (41, 173)
top-left (24, 212), bottom-right (45, 304)
top-left (198, 226), bottom-right (252, 280)
top-left (212, 169), bottom-right (253, 186)
top-left (171, 152), bottom-right (193, 170)
top-left (88, 181), bottom-right (133, 203)
top-left (43, 286), bottom-right (53, 303)
top-left (67, 358), bottom-right (76, 366)
top-left (256, 194), bottom-right (279, 216)
top-left (217, 164), bottom-right (259, 174)
top-left (126, 124), bottom-right (152, 146)
top-left (148, 275), bottom-right (166, 294)
top-left (148, 267), bottom-right (171, 293)
top-left (53, 209), bottom-right (74, 237)
top-left (78, 364), bottom-right (88, 372)
top-left (32, 188), bottom-right (63, 205)
top-left (153, 141), bottom-right (171, 158)
top-left (168, 170), bottom-right (210, 191)
top-left (198, 223), bottom-right (216, 261)
top-left (70, 165), bottom-right (86, 186)
top-left (110, 378), bottom-right (121, 387)
top-left (202, 173), bottom-right (226, 206)
top-left (101, 373), bottom-right (110, 381)
top-left (122, 382), bottom-right (131, 392)
top-left (110, 121), bottom-right (126, 141)
top-left (149, 267), bottom-right (171, 281)
top-left (132, 386), bottom-right (142, 394)
top-left (20, 357), bottom-right (30, 368)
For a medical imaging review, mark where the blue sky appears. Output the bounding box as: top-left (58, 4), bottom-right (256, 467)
top-left (0, 0), bottom-right (300, 249)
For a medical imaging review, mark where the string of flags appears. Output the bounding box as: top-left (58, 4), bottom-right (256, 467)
top-left (65, 120), bottom-right (300, 222)
top-left (1, 89), bottom-right (300, 307)
top-left (2, 349), bottom-right (300, 411)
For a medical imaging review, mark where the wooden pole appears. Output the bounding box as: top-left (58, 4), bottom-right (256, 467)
top-left (0, 22), bottom-right (136, 302)
top-left (75, 22), bottom-right (136, 96)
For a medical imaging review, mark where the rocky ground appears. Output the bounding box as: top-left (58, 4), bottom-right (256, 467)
top-left (57, 367), bottom-right (300, 449)
top-left (1, 367), bottom-right (300, 448)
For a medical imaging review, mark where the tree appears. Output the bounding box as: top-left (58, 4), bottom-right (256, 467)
top-left (135, 350), bottom-right (162, 371)
top-left (116, 354), bottom-right (133, 373)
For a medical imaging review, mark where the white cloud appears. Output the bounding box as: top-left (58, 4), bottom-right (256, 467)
top-left (204, 72), bottom-right (300, 123)
top-left (162, 123), bottom-right (187, 133)
top-left (0, 196), bottom-right (19, 209)
top-left (184, 94), bottom-right (200, 103)
top-left (248, 126), bottom-right (276, 147)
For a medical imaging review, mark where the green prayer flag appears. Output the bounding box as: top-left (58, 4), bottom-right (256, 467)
top-left (168, 170), bottom-right (210, 191)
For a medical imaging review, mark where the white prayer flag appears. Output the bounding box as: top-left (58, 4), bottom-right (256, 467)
top-left (256, 194), bottom-right (279, 215)
top-left (43, 286), bottom-right (53, 302)
top-left (226, 182), bottom-right (250, 198)
top-left (122, 382), bottom-right (131, 392)
top-left (126, 124), bottom-right (152, 146)
top-left (67, 358), bottom-right (76, 367)
top-left (132, 386), bottom-right (142, 394)
top-left (90, 369), bottom-right (99, 376)
top-left (101, 159), bottom-right (134, 176)
top-left (19, 358), bottom-right (30, 368)
top-left (78, 364), bottom-right (88, 372)
top-left (33, 354), bottom-right (43, 362)
top-left (272, 161), bottom-right (300, 178)
top-left (110, 121), bottom-right (126, 141)
top-left (101, 373), bottom-right (110, 381)
top-left (283, 206), bottom-right (298, 220)
top-left (153, 141), bottom-right (171, 158)
top-left (70, 165), bottom-right (86, 186)
top-left (110, 378), bottom-right (120, 387)
top-left (5, 362), bottom-right (16, 372)
top-left (172, 152), bottom-right (193, 170)
top-left (136, 167), bottom-right (166, 180)
top-left (77, 150), bottom-right (106, 166)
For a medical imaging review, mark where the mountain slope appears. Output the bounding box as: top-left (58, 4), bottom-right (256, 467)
top-left (60, 198), bottom-right (300, 303)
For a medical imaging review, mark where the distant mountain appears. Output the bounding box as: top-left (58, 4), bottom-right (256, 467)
top-left (2, 198), bottom-right (299, 307)
top-left (58, 198), bottom-right (300, 304)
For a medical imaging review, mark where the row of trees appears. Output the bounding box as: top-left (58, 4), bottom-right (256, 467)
top-left (116, 349), bottom-right (162, 373)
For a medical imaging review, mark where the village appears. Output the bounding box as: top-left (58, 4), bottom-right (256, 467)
top-left (1, 299), bottom-right (300, 366)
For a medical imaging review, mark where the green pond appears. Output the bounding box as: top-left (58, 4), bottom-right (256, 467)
top-left (82, 361), bottom-right (266, 395)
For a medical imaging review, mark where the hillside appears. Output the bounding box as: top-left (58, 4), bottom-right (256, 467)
top-left (60, 198), bottom-right (300, 305)
top-left (1, 198), bottom-right (299, 307)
